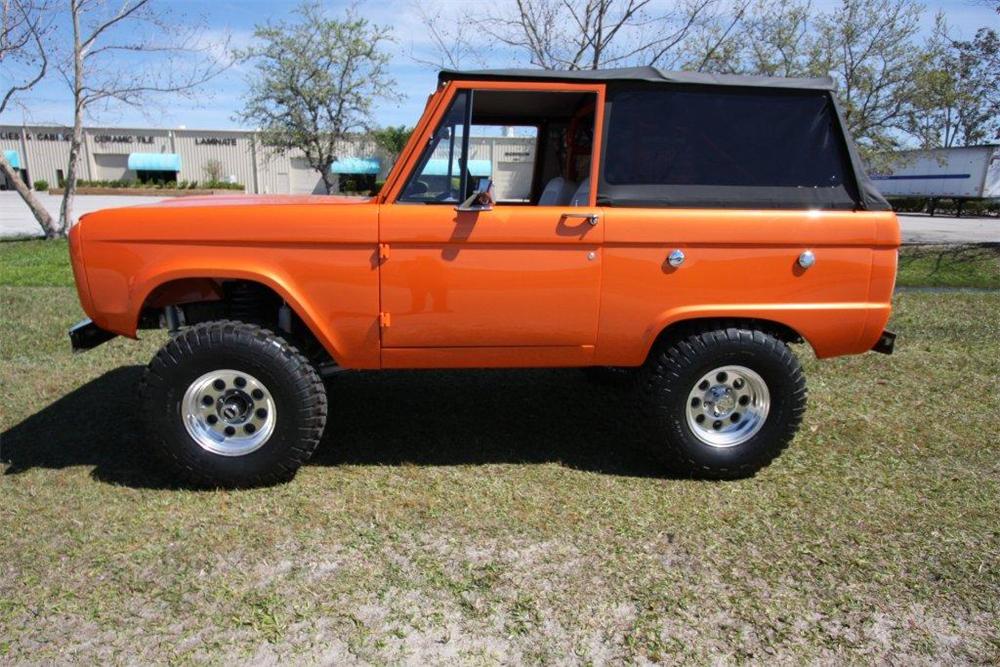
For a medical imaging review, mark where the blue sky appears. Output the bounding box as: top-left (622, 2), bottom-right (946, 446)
top-left (3, 0), bottom-right (997, 130)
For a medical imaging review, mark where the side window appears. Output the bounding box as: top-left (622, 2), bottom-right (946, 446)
top-left (399, 88), bottom-right (595, 206)
top-left (601, 88), bottom-right (858, 209)
top-left (400, 91), bottom-right (470, 204)
top-left (469, 125), bottom-right (538, 202)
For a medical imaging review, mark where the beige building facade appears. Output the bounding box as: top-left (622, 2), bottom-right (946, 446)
top-left (0, 125), bottom-right (537, 198)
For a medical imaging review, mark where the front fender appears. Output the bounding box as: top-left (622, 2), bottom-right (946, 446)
top-left (84, 241), bottom-right (381, 368)
top-left (75, 199), bottom-right (382, 368)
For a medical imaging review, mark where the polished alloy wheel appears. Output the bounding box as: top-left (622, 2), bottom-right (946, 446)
top-left (181, 369), bottom-right (277, 456)
top-left (685, 365), bottom-right (770, 448)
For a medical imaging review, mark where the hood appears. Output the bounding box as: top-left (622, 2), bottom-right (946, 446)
top-left (77, 191), bottom-right (379, 243)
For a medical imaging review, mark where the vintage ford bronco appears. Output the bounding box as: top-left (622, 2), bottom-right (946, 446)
top-left (68, 67), bottom-right (899, 487)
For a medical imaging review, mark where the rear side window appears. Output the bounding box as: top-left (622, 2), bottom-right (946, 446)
top-left (601, 88), bottom-right (859, 209)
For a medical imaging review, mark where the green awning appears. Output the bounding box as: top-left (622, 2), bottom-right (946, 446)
top-left (330, 157), bottom-right (380, 174)
top-left (3, 150), bottom-right (20, 169)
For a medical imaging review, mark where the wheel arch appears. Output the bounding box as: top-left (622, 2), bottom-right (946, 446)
top-left (645, 315), bottom-right (810, 363)
top-left (133, 270), bottom-right (348, 366)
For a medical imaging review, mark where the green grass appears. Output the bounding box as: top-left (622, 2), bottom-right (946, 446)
top-left (0, 238), bottom-right (998, 662)
top-left (0, 238), bottom-right (73, 286)
top-left (897, 244), bottom-right (1000, 289)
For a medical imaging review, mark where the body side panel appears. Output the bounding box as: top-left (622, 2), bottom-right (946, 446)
top-left (593, 209), bottom-right (899, 364)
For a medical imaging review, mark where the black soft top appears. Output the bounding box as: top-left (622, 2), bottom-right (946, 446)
top-left (437, 67), bottom-right (890, 211)
top-left (439, 66), bottom-right (836, 92)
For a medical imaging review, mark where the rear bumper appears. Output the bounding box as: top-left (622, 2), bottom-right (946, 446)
top-left (871, 330), bottom-right (896, 355)
top-left (69, 318), bottom-right (117, 353)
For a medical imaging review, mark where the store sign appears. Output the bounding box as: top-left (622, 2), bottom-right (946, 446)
top-left (195, 137), bottom-right (237, 146)
top-left (94, 134), bottom-right (155, 144)
top-left (33, 132), bottom-right (71, 141)
top-left (0, 130), bottom-right (75, 141)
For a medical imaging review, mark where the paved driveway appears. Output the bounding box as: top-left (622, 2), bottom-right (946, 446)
top-left (1, 191), bottom-right (997, 243)
top-left (0, 191), bottom-right (168, 238)
top-left (896, 213), bottom-right (998, 244)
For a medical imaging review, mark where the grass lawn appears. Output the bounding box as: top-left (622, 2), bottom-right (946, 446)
top-left (896, 244), bottom-right (1000, 289)
top-left (1, 240), bottom-right (998, 662)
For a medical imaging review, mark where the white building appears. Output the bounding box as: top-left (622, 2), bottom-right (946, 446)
top-left (0, 125), bottom-right (537, 197)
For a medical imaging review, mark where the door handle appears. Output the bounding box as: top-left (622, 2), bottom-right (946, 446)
top-left (561, 212), bottom-right (599, 226)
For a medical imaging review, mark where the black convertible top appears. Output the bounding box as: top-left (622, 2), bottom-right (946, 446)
top-left (437, 67), bottom-right (889, 211)
top-left (439, 66), bottom-right (836, 91)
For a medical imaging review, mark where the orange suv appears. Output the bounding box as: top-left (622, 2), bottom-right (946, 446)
top-left (68, 67), bottom-right (899, 487)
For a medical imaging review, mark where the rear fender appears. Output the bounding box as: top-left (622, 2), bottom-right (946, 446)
top-left (642, 302), bottom-right (889, 361)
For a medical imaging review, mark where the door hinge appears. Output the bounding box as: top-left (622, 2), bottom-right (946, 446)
top-left (379, 311), bottom-right (391, 328)
top-left (378, 243), bottom-right (391, 260)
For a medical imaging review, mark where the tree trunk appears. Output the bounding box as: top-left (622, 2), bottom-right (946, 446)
top-left (0, 155), bottom-right (59, 239)
top-left (59, 104), bottom-right (85, 234)
top-left (320, 170), bottom-right (337, 194)
top-left (59, 1), bottom-right (85, 235)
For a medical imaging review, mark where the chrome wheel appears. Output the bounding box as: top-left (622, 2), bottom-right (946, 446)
top-left (181, 369), bottom-right (277, 456)
top-left (685, 365), bottom-right (770, 448)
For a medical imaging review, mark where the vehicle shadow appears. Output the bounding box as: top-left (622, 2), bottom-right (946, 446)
top-left (1, 366), bottom-right (665, 489)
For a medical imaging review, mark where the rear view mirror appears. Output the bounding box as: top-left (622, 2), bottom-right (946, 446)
top-left (455, 178), bottom-right (494, 212)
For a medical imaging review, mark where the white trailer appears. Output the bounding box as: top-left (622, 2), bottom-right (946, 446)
top-left (871, 145), bottom-right (1000, 214)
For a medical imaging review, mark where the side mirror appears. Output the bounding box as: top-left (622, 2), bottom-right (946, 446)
top-left (455, 178), bottom-right (494, 212)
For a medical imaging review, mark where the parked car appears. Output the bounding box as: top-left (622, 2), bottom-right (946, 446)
top-left (68, 67), bottom-right (900, 487)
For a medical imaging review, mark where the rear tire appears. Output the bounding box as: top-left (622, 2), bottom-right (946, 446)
top-left (140, 320), bottom-right (327, 488)
top-left (638, 327), bottom-right (806, 479)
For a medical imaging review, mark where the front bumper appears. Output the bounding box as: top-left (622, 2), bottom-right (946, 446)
top-left (871, 330), bottom-right (896, 355)
top-left (69, 318), bottom-right (117, 353)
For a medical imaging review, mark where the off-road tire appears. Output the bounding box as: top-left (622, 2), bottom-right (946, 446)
top-left (638, 327), bottom-right (806, 479)
top-left (140, 320), bottom-right (327, 488)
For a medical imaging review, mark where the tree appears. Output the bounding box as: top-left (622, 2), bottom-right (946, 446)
top-left (202, 158), bottom-right (224, 183)
top-left (687, 0), bottom-right (812, 76)
top-left (799, 0), bottom-right (928, 157)
top-left (408, 3), bottom-right (487, 70)
top-left (236, 2), bottom-right (397, 195)
top-left (951, 27), bottom-right (1000, 144)
top-left (371, 125), bottom-right (413, 166)
top-left (0, 0), bottom-right (57, 237)
top-left (52, 0), bottom-right (229, 235)
top-left (420, 0), bottom-right (729, 71)
top-left (909, 22), bottom-right (1000, 148)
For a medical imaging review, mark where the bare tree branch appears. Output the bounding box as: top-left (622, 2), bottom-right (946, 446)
top-left (47, 0), bottom-right (232, 234)
top-left (0, 0), bottom-right (58, 237)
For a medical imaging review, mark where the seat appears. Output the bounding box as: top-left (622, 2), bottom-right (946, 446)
top-left (569, 178), bottom-right (590, 206)
top-left (538, 177), bottom-right (577, 206)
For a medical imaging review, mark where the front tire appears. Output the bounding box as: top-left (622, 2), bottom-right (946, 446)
top-left (638, 328), bottom-right (806, 479)
top-left (140, 320), bottom-right (327, 488)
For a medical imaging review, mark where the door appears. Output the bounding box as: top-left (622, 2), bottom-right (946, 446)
top-left (378, 85), bottom-right (605, 364)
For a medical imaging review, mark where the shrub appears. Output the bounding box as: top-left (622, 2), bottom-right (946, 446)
top-left (33, 179), bottom-right (49, 192)
top-left (203, 159), bottom-right (224, 182)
